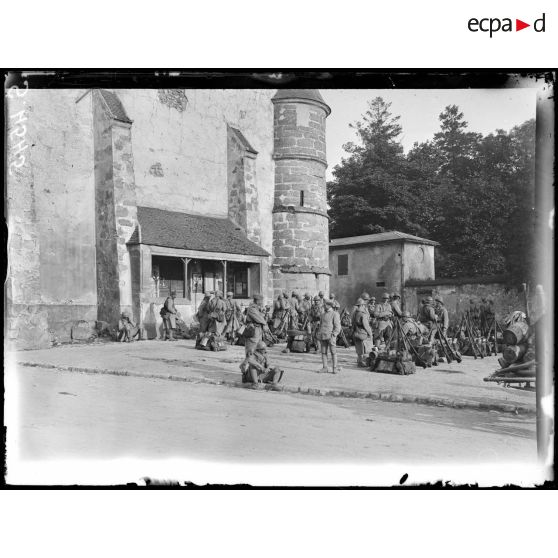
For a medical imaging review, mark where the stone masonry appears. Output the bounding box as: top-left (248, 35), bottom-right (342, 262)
top-left (271, 90), bottom-right (331, 296)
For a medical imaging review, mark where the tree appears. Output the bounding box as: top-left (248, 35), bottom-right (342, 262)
top-left (328, 96), bottom-right (536, 286)
top-left (328, 98), bottom-right (424, 238)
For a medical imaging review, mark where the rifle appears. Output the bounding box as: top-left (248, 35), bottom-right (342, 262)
top-left (464, 312), bottom-right (483, 359)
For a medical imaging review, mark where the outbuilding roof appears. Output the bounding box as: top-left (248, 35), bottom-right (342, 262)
top-left (128, 206), bottom-right (270, 257)
top-left (329, 231), bottom-right (439, 248)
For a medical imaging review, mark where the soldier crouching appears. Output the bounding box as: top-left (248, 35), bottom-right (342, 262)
top-left (240, 341), bottom-right (284, 386)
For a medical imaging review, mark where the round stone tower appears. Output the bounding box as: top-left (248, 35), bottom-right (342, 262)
top-left (271, 89), bottom-right (331, 297)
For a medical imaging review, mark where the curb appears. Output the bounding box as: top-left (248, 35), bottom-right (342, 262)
top-left (16, 361), bottom-right (536, 416)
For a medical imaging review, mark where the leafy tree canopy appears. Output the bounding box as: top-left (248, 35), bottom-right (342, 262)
top-left (327, 97), bottom-right (535, 286)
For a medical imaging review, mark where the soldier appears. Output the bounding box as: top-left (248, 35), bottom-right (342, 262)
top-left (317, 299), bottom-right (342, 374)
top-left (374, 292), bottom-right (393, 347)
top-left (368, 295), bottom-right (376, 317)
top-left (289, 291), bottom-right (301, 329)
top-left (309, 295), bottom-right (323, 352)
top-left (351, 291), bottom-right (370, 323)
top-left (434, 296), bottom-right (449, 336)
top-left (352, 298), bottom-right (373, 367)
top-left (272, 293), bottom-right (283, 321)
top-left (207, 291), bottom-right (227, 336)
top-left (196, 292), bottom-right (212, 334)
top-left (118, 310), bottom-right (141, 342)
top-left (299, 293), bottom-right (312, 323)
top-left (240, 341), bottom-right (284, 386)
top-left (161, 290), bottom-right (178, 341)
top-left (318, 290), bottom-right (326, 308)
top-left (329, 293), bottom-right (341, 311)
top-left (418, 296), bottom-right (437, 339)
top-left (401, 311), bottom-right (421, 340)
top-left (244, 293), bottom-right (271, 356)
top-left (390, 292), bottom-right (403, 318)
top-left (224, 291), bottom-right (242, 341)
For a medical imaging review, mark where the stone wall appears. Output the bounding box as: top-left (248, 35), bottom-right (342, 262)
top-left (6, 89), bottom-right (97, 349)
top-left (113, 89), bottom-right (276, 253)
top-left (403, 277), bottom-right (526, 326)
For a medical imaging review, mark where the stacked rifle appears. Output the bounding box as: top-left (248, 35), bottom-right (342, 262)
top-left (456, 311), bottom-right (491, 359)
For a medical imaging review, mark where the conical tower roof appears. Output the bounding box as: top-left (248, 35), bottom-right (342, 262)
top-left (272, 89), bottom-right (330, 115)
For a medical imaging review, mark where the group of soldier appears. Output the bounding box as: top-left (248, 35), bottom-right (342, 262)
top-left (124, 286), bottom-right (477, 384)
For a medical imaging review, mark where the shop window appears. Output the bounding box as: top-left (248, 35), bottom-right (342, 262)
top-left (376, 281), bottom-right (386, 287)
top-left (337, 254), bottom-right (349, 276)
top-left (152, 256), bottom-right (184, 298)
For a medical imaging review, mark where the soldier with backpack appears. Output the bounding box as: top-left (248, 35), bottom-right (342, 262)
top-left (352, 298), bottom-right (373, 367)
top-left (240, 341), bottom-right (284, 386)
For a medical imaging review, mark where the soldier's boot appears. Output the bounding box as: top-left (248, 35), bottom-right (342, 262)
top-left (357, 354), bottom-right (367, 368)
top-left (169, 329), bottom-right (175, 341)
top-left (332, 354), bottom-right (341, 374)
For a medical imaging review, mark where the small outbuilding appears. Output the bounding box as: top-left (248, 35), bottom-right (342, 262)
top-left (328, 232), bottom-right (439, 311)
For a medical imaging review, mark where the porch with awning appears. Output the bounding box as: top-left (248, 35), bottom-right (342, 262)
top-left (127, 206), bottom-right (270, 309)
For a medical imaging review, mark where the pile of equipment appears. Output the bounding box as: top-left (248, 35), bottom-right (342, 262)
top-left (484, 312), bottom-right (535, 388)
top-left (195, 332), bottom-right (227, 351)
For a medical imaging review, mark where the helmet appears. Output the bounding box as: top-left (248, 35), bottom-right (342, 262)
top-left (313, 296), bottom-right (320, 301)
top-left (382, 293), bottom-right (390, 300)
top-left (256, 341), bottom-right (267, 351)
top-left (355, 298), bottom-right (365, 306)
top-left (226, 291), bottom-right (233, 297)
top-left (391, 292), bottom-right (400, 299)
top-left (434, 296), bottom-right (443, 304)
top-left (304, 292), bottom-right (311, 298)
top-left (253, 293), bottom-right (263, 301)
top-left (361, 292), bottom-right (370, 301)
top-left (402, 311), bottom-right (411, 318)
top-left (425, 296), bottom-right (434, 303)
top-left (318, 290), bottom-right (325, 297)
top-left (324, 299), bottom-right (334, 307)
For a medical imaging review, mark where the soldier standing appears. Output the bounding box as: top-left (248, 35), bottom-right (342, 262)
top-left (161, 290), bottom-right (178, 341)
top-left (196, 292), bottom-right (212, 334)
top-left (244, 294), bottom-right (271, 356)
top-left (317, 299), bottom-right (342, 374)
top-left (207, 291), bottom-right (227, 336)
top-left (390, 292), bottom-right (403, 318)
top-left (419, 296), bottom-right (437, 339)
top-left (309, 295), bottom-right (323, 352)
top-left (434, 296), bottom-right (449, 336)
top-left (224, 291), bottom-right (242, 340)
top-left (352, 298), bottom-right (373, 367)
top-left (374, 293), bottom-right (393, 347)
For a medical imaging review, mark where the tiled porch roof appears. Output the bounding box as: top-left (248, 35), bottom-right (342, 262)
top-left (128, 206), bottom-right (270, 257)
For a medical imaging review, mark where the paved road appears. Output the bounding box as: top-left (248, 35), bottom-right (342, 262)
top-left (14, 366), bottom-right (536, 464)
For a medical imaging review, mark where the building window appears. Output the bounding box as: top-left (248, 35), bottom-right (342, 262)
top-left (152, 256), bottom-right (185, 298)
top-left (337, 254), bottom-right (349, 276)
top-left (300, 190), bottom-right (305, 206)
top-left (376, 281), bottom-right (385, 287)
top-left (227, 263), bottom-right (249, 298)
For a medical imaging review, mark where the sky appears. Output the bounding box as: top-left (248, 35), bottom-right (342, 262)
top-left (323, 89), bottom-right (537, 180)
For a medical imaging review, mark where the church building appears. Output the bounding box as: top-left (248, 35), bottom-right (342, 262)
top-left (6, 88), bottom-right (332, 348)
